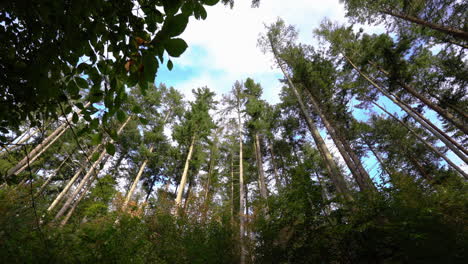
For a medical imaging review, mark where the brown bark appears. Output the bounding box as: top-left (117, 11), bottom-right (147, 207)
top-left (269, 37), bottom-right (352, 201)
top-left (370, 61), bottom-right (468, 134)
top-left (373, 101), bottom-right (468, 179)
top-left (381, 9), bottom-right (468, 41)
top-left (254, 133), bottom-right (269, 199)
top-left (306, 90), bottom-right (376, 192)
top-left (267, 139), bottom-right (282, 191)
top-left (408, 155), bottom-right (434, 182)
top-left (345, 55), bottom-right (468, 164)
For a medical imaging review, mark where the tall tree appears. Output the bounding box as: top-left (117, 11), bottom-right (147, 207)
top-left (259, 19), bottom-right (353, 201)
top-left (174, 88), bottom-right (216, 209)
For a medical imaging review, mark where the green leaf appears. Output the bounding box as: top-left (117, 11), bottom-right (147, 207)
top-left (132, 105), bottom-right (143, 114)
top-left (90, 118), bottom-right (99, 130)
top-left (139, 117), bottom-right (149, 125)
top-left (194, 4), bottom-right (207, 20)
top-left (165, 38), bottom-right (188, 57)
top-left (167, 59), bottom-right (173, 71)
top-left (76, 103), bottom-right (85, 110)
top-left (72, 112), bottom-right (79, 123)
top-left (203, 0), bottom-right (220, 6)
top-left (91, 152), bottom-right (100, 162)
top-left (65, 106), bottom-right (73, 114)
top-left (91, 133), bottom-right (103, 146)
top-left (142, 54), bottom-right (158, 82)
top-left (109, 129), bottom-right (118, 141)
top-left (106, 143), bottom-right (116, 155)
top-left (67, 82), bottom-right (80, 97)
top-left (164, 14), bottom-right (189, 37)
top-left (75, 77), bottom-right (88, 88)
top-left (117, 110), bottom-right (127, 123)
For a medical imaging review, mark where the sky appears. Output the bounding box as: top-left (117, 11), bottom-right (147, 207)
top-left (155, 0), bottom-right (382, 103)
top-left (153, 0), bottom-right (466, 179)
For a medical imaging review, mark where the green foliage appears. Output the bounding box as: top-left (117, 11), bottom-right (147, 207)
top-left (0, 0), bottom-right (222, 141)
top-left (255, 176), bottom-right (468, 263)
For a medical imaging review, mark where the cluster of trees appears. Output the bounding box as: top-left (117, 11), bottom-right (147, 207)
top-left (0, 0), bottom-right (466, 263)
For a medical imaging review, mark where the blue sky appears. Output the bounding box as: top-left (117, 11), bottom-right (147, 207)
top-left (153, 0), bottom-right (466, 177)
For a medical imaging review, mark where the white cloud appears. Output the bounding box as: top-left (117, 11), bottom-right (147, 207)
top-left (168, 0), bottom-right (385, 103)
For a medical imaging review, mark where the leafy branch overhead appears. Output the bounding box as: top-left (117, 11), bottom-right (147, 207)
top-left (0, 0), bottom-right (221, 142)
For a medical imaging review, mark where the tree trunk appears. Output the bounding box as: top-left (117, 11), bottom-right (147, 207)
top-left (267, 139), bottom-right (282, 191)
top-left (269, 38), bottom-right (352, 201)
top-left (427, 91), bottom-right (468, 120)
top-left (47, 146), bottom-right (99, 212)
top-left (183, 179), bottom-right (193, 213)
top-left (122, 146), bottom-right (154, 211)
top-left (59, 156), bottom-right (109, 227)
top-left (364, 140), bottom-right (392, 178)
top-left (35, 153), bottom-right (72, 197)
top-left (142, 110), bottom-right (172, 202)
top-left (8, 103), bottom-right (90, 177)
top-left (306, 90), bottom-right (375, 192)
top-left (54, 117), bottom-right (130, 219)
top-left (175, 136), bottom-right (196, 208)
top-left (0, 128), bottom-right (38, 157)
top-left (314, 171), bottom-right (331, 216)
top-left (254, 133), bottom-right (269, 199)
top-left (202, 132), bottom-right (219, 222)
top-left (373, 101), bottom-right (468, 179)
top-left (407, 154), bottom-right (434, 182)
top-left (381, 9), bottom-right (468, 42)
top-left (344, 55), bottom-right (468, 164)
top-left (237, 88), bottom-right (246, 264)
top-left (13, 125), bottom-right (69, 176)
top-left (230, 154), bottom-right (235, 223)
top-left (370, 61), bottom-right (468, 134)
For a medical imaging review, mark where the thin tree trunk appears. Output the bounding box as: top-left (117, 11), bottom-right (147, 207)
top-left (122, 146), bottom-right (154, 211)
top-left (54, 117), bottom-right (130, 220)
top-left (230, 154), bottom-right (235, 223)
top-left (314, 171), bottom-right (331, 216)
top-left (267, 139), bottom-right (282, 191)
top-left (407, 154), bottom-right (434, 182)
top-left (306, 90), bottom-right (375, 191)
top-left (142, 110), bottom-right (172, 202)
top-left (59, 156), bottom-right (109, 227)
top-left (35, 153), bottom-right (72, 197)
top-left (364, 140), bottom-right (392, 178)
top-left (370, 61), bottom-right (468, 134)
top-left (254, 133), bottom-right (269, 199)
top-left (381, 9), bottom-right (468, 41)
top-left (13, 125), bottom-right (69, 176)
top-left (47, 146), bottom-right (99, 212)
top-left (345, 55), bottom-right (468, 164)
top-left (237, 88), bottom-right (246, 264)
top-left (269, 38), bottom-right (352, 201)
top-left (54, 148), bottom-right (108, 220)
top-left (427, 91), bottom-right (468, 119)
top-left (175, 136), bottom-right (196, 207)
top-left (0, 128), bottom-right (38, 157)
top-left (373, 101), bottom-right (468, 179)
top-left (183, 179), bottom-right (193, 213)
top-left (8, 103), bottom-right (90, 177)
top-left (202, 132), bottom-right (220, 222)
